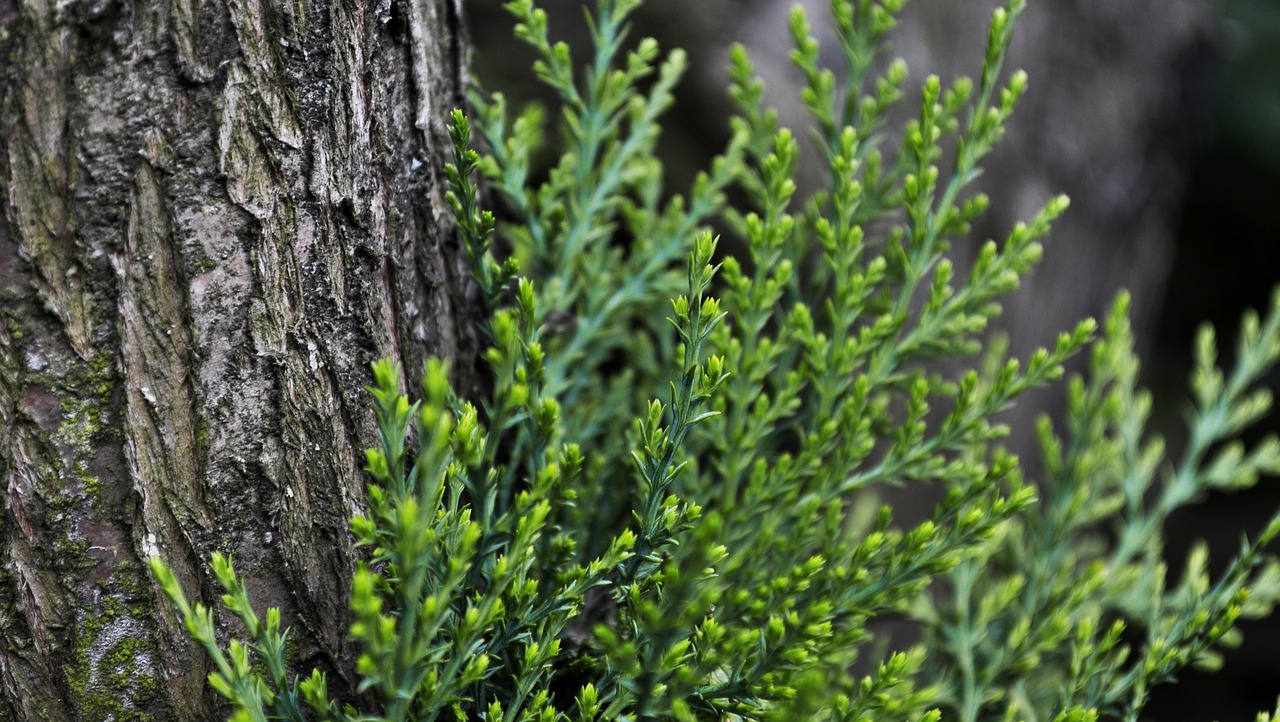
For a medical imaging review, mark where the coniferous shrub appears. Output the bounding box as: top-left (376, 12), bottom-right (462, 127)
top-left (150, 0), bottom-right (1280, 719)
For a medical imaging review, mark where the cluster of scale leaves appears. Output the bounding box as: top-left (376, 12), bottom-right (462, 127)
top-left (151, 0), bottom-right (1280, 720)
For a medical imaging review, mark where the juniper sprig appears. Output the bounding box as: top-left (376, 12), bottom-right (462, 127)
top-left (152, 1), bottom-right (1280, 720)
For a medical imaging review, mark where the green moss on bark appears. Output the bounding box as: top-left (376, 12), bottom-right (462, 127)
top-left (65, 595), bottom-right (166, 721)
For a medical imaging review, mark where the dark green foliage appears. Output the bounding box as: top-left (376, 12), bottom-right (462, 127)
top-left (150, 1), bottom-right (1280, 719)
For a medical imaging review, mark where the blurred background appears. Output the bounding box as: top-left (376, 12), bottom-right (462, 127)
top-left (466, 0), bottom-right (1280, 716)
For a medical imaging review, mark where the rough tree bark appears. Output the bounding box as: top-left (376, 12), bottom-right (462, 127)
top-left (0, 1), bottom-right (474, 719)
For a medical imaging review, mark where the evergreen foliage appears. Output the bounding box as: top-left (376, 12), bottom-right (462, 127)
top-left (150, 0), bottom-right (1280, 719)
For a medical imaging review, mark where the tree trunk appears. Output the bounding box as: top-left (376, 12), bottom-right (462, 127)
top-left (891, 0), bottom-right (1211, 358)
top-left (667, 0), bottom-right (1212, 354)
top-left (0, 1), bottom-right (474, 719)
top-left (473, 0), bottom-right (1212, 438)
top-left (643, 0), bottom-right (1212, 441)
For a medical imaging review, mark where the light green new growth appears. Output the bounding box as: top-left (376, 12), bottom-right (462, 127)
top-left (150, 0), bottom-right (1280, 720)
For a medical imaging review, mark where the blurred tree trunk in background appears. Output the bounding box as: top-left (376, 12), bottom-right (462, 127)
top-left (889, 0), bottom-right (1212, 387)
top-left (718, 0), bottom-right (1211, 357)
top-left (471, 0), bottom-right (1213, 434)
top-left (0, 1), bottom-right (473, 718)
